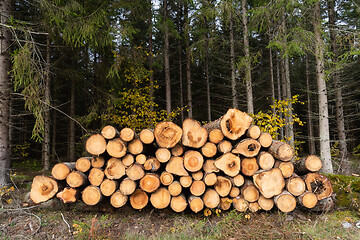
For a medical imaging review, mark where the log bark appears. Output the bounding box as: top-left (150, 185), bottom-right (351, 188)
top-left (219, 197), bottom-right (232, 211)
top-left (120, 128), bottom-right (135, 142)
top-left (203, 189), bottom-right (220, 209)
top-left (257, 151), bottom-right (275, 170)
top-left (66, 171), bottom-right (87, 188)
top-left (101, 125), bottom-right (118, 139)
top-left (258, 195), bottom-right (274, 211)
top-left (246, 125), bottom-right (261, 139)
top-left (214, 176), bottom-right (232, 197)
top-left (307, 195), bottom-right (335, 212)
top-left (75, 157), bottom-right (92, 173)
top-left (139, 129), bottom-right (154, 144)
top-left (171, 144), bottom-right (184, 157)
top-left (144, 157), bottom-right (161, 172)
top-left (82, 186), bottom-right (103, 206)
top-left (155, 148), bottom-right (171, 163)
top-left (106, 138), bottom-right (127, 158)
top-left (294, 155), bottom-right (322, 175)
top-left (217, 140), bottom-right (232, 154)
top-left (203, 160), bottom-right (220, 173)
top-left (215, 153), bottom-right (241, 177)
top-left (150, 187), bottom-right (171, 209)
top-left (233, 196), bottom-right (248, 212)
top-left (253, 168), bottom-right (285, 198)
top-left (91, 156), bottom-right (105, 168)
top-left (274, 190), bottom-right (296, 213)
top-left (297, 191), bottom-right (318, 209)
top-left (166, 157), bottom-right (189, 176)
top-left (128, 139), bottom-right (143, 155)
top-left (275, 161), bottom-right (294, 178)
top-left (30, 176), bottom-right (59, 204)
top-left (258, 132), bottom-right (273, 148)
top-left (140, 173), bottom-right (160, 193)
top-left (204, 173), bottom-right (217, 186)
top-left (135, 154), bottom-right (147, 165)
top-left (208, 129), bottom-right (224, 144)
top-left (88, 168), bottom-right (105, 186)
top-left (179, 176), bottom-right (192, 188)
top-left (168, 181), bottom-right (182, 196)
top-left (51, 162), bottom-right (76, 180)
top-left (119, 178), bottom-right (137, 195)
top-left (192, 171), bottom-right (203, 181)
top-left (126, 163), bottom-right (145, 181)
top-left (304, 173), bottom-right (333, 200)
top-left (241, 157), bottom-right (259, 176)
top-left (232, 139), bottom-right (261, 157)
top-left (57, 187), bottom-right (78, 203)
top-left (104, 158), bottom-right (126, 179)
top-left (130, 189), bottom-right (148, 210)
top-left (110, 190), bottom-right (128, 208)
top-left (86, 134), bottom-right (107, 155)
top-left (182, 118), bottom-right (208, 148)
top-left (160, 171), bottom-right (174, 186)
top-left (190, 180), bottom-right (206, 196)
top-left (268, 140), bottom-right (294, 161)
top-left (286, 174), bottom-right (306, 196)
top-left (100, 179), bottom-right (118, 197)
top-left (170, 195), bottom-right (188, 212)
top-left (154, 122), bottom-right (182, 148)
top-left (201, 142), bottom-right (217, 158)
top-left (188, 195), bottom-right (204, 213)
top-left (241, 180), bottom-right (259, 203)
top-left (184, 150), bottom-right (204, 172)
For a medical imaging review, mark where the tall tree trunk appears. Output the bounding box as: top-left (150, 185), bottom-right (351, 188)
top-left (313, 1), bottom-right (333, 173)
top-left (305, 54), bottom-right (316, 155)
top-left (185, 3), bottom-right (192, 118)
top-left (178, 28), bottom-right (184, 122)
top-left (164, 0), bottom-right (171, 115)
top-left (205, 35), bottom-right (211, 122)
top-left (269, 47), bottom-right (275, 116)
top-left (42, 36), bottom-right (51, 170)
top-left (0, 0), bottom-right (11, 185)
top-left (328, 0), bottom-right (349, 174)
top-left (229, 6), bottom-right (238, 109)
top-left (52, 108), bottom-right (57, 161)
top-left (276, 53), bottom-right (284, 140)
top-left (69, 77), bottom-right (75, 162)
top-left (242, 0), bottom-right (254, 114)
top-left (148, 4), bottom-right (154, 113)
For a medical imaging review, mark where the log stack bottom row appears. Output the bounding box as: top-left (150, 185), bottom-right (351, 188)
top-left (30, 108), bottom-right (334, 213)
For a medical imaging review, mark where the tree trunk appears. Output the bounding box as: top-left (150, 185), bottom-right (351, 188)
top-left (177, 2), bottom-right (184, 121)
top-left (305, 54), bottom-right (316, 155)
top-left (313, 1), bottom-right (333, 173)
top-left (269, 47), bottom-right (276, 115)
top-left (276, 53), bottom-right (284, 139)
top-left (229, 7), bottom-right (238, 108)
top-left (0, 0), bottom-right (11, 186)
top-left (205, 33), bottom-right (211, 121)
top-left (69, 77), bottom-right (75, 162)
top-left (164, 0), bottom-right (171, 115)
top-left (185, 3), bottom-right (192, 118)
top-left (242, 0), bottom-right (254, 114)
top-left (328, 0), bottom-right (349, 174)
top-left (148, 4), bottom-right (154, 113)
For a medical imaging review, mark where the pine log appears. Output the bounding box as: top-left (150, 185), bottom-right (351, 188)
top-left (82, 185), bottom-right (103, 206)
top-left (139, 129), bottom-right (154, 144)
top-left (165, 157), bottom-right (189, 176)
top-left (208, 129), bottom-right (224, 144)
top-left (192, 171), bottom-right (203, 181)
top-left (258, 195), bottom-right (274, 211)
top-left (217, 140), bottom-right (232, 154)
top-left (214, 176), bottom-right (232, 197)
top-left (88, 168), bottom-right (105, 186)
top-left (135, 154), bottom-right (147, 165)
top-left (66, 171), bottom-right (87, 188)
top-left (155, 148), bottom-right (171, 163)
top-left (126, 163), bottom-right (145, 181)
top-left (219, 197), bottom-right (232, 211)
top-left (51, 162), bottom-right (76, 180)
top-left (232, 174), bottom-right (245, 187)
top-left (190, 180), bottom-right (206, 196)
top-left (294, 155), bottom-right (322, 175)
top-left (122, 154), bottom-right (135, 167)
top-left (75, 157), bottom-right (92, 172)
top-left (30, 176), bottom-right (59, 204)
top-left (120, 127), bottom-right (135, 142)
top-left (100, 179), bottom-right (118, 197)
top-left (229, 186), bottom-right (240, 198)
top-left (110, 190), bottom-right (128, 208)
top-left (257, 151), bottom-right (275, 170)
top-left (204, 173), bottom-right (217, 186)
top-left (246, 125), bottom-right (261, 139)
top-left (233, 196), bottom-right (249, 212)
top-left (241, 180), bottom-right (259, 203)
top-left (203, 160), bottom-right (220, 173)
top-left (184, 150), bottom-right (204, 172)
top-left (170, 195), bottom-right (188, 212)
top-left (139, 173), bottom-right (160, 193)
top-left (91, 156), bottom-right (105, 168)
top-left (144, 157), bottom-right (161, 172)
top-left (203, 189), bottom-right (220, 209)
top-left (286, 174), bottom-right (306, 196)
top-left (57, 187), bottom-right (78, 203)
top-left (160, 171), bottom-right (174, 186)
top-left (253, 168), bottom-right (285, 198)
top-left (130, 189), bottom-right (148, 210)
top-left (188, 196), bottom-right (204, 213)
top-left (232, 139), bottom-right (261, 157)
top-left (171, 143), bottom-right (184, 157)
top-left (249, 202), bottom-right (260, 212)
top-left (86, 134), bottom-right (107, 155)
top-left (168, 181), bottom-right (182, 196)
top-left (104, 158), bottom-right (126, 179)
top-left (150, 187), bottom-right (171, 209)
top-left (304, 173), bottom-right (333, 200)
top-left (307, 195), bottom-right (335, 212)
top-left (203, 109), bottom-right (253, 140)
top-left (215, 153), bottom-right (241, 177)
top-left (258, 132), bottom-right (273, 148)
top-left (182, 118), bottom-right (208, 148)
top-left (119, 178), bottom-right (137, 195)
top-left (179, 176), bottom-right (192, 188)
top-left (128, 138), bottom-right (143, 155)
top-left (268, 140), bottom-right (294, 161)
top-left (275, 161), bottom-right (294, 178)
top-left (241, 157), bottom-right (259, 176)
top-left (154, 121), bottom-right (182, 148)
top-left (274, 190), bottom-right (296, 213)
top-left (101, 125), bottom-right (118, 139)
top-left (201, 142), bottom-right (217, 158)
top-left (106, 138), bottom-right (127, 158)
top-left (297, 191), bottom-right (318, 209)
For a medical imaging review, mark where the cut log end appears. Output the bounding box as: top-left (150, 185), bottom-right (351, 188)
top-left (160, 171), bottom-right (174, 186)
top-left (274, 191), bottom-right (296, 213)
top-left (140, 173), bottom-right (160, 193)
top-left (100, 179), bottom-right (118, 196)
top-left (232, 139), bottom-right (261, 157)
top-left (128, 139), bottom-right (144, 155)
top-left (110, 191), bottom-right (128, 208)
top-left (208, 129), bottom-right (224, 144)
top-left (106, 138), bottom-right (127, 158)
top-left (86, 134), bottom-right (107, 155)
top-left (304, 173), bottom-right (333, 200)
top-left (154, 122), bottom-right (182, 148)
top-left (91, 156), bottom-right (105, 168)
top-left (130, 189), bottom-right (149, 210)
top-left (30, 176), bottom-right (59, 204)
top-left (166, 157), bottom-right (189, 176)
top-left (66, 171), bottom-right (87, 188)
top-left (188, 196), bottom-right (204, 213)
top-left (150, 187), bottom-right (171, 209)
top-left (220, 109), bottom-right (253, 140)
top-left (120, 128), bottom-right (135, 142)
top-left (82, 186), bottom-right (102, 206)
top-left (269, 141), bottom-right (294, 162)
top-left (101, 125), bottom-right (118, 139)
top-left (139, 129), bottom-right (154, 144)
top-left (246, 125), bottom-right (261, 139)
top-left (170, 195), bottom-right (187, 212)
top-left (57, 187), bottom-right (77, 203)
top-left (258, 132), bottom-right (273, 148)
top-left (215, 153), bottom-right (240, 177)
top-left (298, 191), bottom-right (318, 209)
top-left (119, 178), bottom-right (137, 196)
top-left (203, 189), bottom-right (220, 209)
top-left (51, 162), bottom-right (75, 180)
top-left (253, 168), bottom-right (285, 199)
top-left (104, 158), bottom-right (126, 179)
top-left (241, 158), bottom-right (259, 177)
top-left (182, 118), bottom-right (208, 148)
top-left (75, 157), bottom-right (91, 173)
top-left (184, 150), bottom-right (204, 172)
top-left (88, 168), bottom-right (104, 186)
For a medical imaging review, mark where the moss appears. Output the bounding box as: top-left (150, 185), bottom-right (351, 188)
top-left (324, 173), bottom-right (360, 211)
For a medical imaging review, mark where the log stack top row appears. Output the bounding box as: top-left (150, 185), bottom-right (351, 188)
top-left (30, 108), bottom-right (334, 214)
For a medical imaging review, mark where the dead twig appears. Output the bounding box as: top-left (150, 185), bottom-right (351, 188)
top-left (26, 212), bottom-right (41, 235)
top-left (61, 212), bottom-right (71, 234)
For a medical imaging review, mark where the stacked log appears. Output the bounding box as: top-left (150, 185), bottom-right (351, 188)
top-left (30, 108), bottom-right (333, 213)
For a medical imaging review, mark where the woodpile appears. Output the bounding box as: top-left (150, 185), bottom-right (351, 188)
top-left (29, 108), bottom-right (333, 213)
